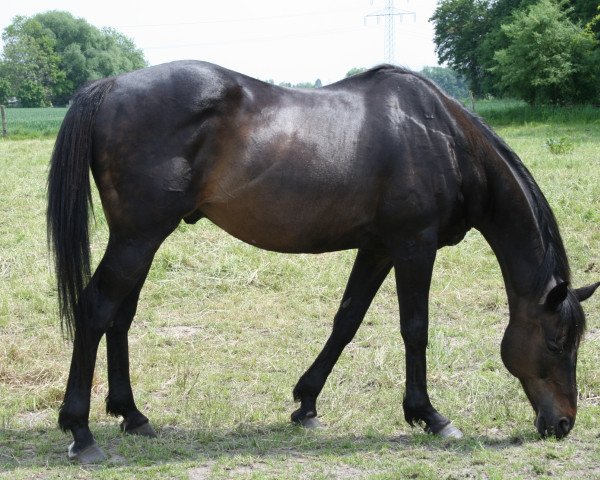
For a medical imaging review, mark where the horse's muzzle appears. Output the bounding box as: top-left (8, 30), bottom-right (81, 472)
top-left (535, 414), bottom-right (574, 439)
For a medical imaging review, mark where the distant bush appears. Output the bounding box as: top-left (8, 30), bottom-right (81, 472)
top-left (492, 0), bottom-right (599, 105)
top-left (420, 66), bottom-right (469, 99)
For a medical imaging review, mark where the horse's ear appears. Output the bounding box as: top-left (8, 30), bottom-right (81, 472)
top-left (544, 281), bottom-right (569, 311)
top-left (574, 281), bottom-right (600, 303)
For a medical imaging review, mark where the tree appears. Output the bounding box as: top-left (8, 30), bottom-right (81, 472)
top-left (430, 0), bottom-right (534, 95)
top-left (17, 79), bottom-right (46, 107)
top-left (430, 0), bottom-right (490, 95)
top-left (585, 4), bottom-right (600, 40)
top-left (492, 0), bottom-right (599, 104)
top-left (0, 16), bottom-right (63, 105)
top-left (293, 82), bottom-right (315, 89)
top-left (0, 11), bottom-right (147, 106)
top-left (0, 78), bottom-right (11, 105)
top-left (419, 66), bottom-right (469, 99)
top-left (345, 67), bottom-right (366, 78)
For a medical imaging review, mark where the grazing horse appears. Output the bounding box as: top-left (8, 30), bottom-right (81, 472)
top-left (47, 62), bottom-right (599, 462)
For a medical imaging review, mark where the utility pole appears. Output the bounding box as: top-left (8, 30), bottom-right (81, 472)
top-left (365, 0), bottom-right (416, 65)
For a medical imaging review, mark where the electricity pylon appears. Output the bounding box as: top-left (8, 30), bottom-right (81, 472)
top-left (365, 0), bottom-right (416, 65)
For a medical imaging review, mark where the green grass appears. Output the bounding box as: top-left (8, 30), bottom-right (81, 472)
top-left (473, 98), bottom-right (600, 126)
top-left (0, 107), bottom-right (599, 478)
top-left (1, 107), bottom-right (68, 139)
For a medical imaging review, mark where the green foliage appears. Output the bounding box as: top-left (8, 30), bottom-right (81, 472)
top-left (430, 0), bottom-right (491, 95)
top-left (345, 67), bottom-right (367, 78)
top-left (473, 98), bottom-right (600, 125)
top-left (568, 0), bottom-right (600, 26)
top-left (492, 0), bottom-right (599, 104)
top-left (278, 79), bottom-right (322, 89)
top-left (0, 11), bottom-right (147, 106)
top-left (419, 66), bottom-right (469, 99)
top-left (545, 137), bottom-right (575, 154)
top-left (0, 16), bottom-right (64, 105)
top-left (292, 81), bottom-right (316, 89)
top-left (430, 0), bottom-right (542, 96)
top-left (431, 0), bottom-right (600, 103)
top-left (585, 4), bottom-right (600, 40)
top-left (0, 77), bottom-right (11, 105)
top-left (17, 79), bottom-right (47, 107)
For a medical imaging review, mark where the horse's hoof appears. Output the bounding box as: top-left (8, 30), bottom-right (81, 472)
top-left (68, 441), bottom-right (107, 464)
top-left (122, 420), bottom-right (157, 438)
top-left (291, 408), bottom-right (322, 429)
top-left (437, 423), bottom-right (463, 439)
top-left (300, 416), bottom-right (322, 429)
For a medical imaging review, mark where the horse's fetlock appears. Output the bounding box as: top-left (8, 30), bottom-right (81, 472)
top-left (105, 396), bottom-right (135, 418)
top-left (58, 403), bottom-right (88, 432)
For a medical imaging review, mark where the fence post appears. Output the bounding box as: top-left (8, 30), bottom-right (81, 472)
top-left (1, 105), bottom-right (7, 137)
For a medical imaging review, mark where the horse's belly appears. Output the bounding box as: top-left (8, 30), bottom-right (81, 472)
top-left (199, 191), bottom-right (375, 253)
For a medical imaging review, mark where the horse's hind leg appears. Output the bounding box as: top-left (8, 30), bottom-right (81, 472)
top-left (392, 236), bottom-right (463, 439)
top-left (59, 228), bottom-right (173, 462)
top-left (105, 267), bottom-right (156, 437)
top-left (292, 249), bottom-right (392, 427)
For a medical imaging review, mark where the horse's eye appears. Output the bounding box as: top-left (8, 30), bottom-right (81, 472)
top-left (546, 340), bottom-right (564, 355)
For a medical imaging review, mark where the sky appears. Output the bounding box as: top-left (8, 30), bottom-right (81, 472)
top-left (0, 0), bottom-right (440, 85)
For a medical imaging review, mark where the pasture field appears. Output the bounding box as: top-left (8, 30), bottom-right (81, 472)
top-left (0, 107), bottom-right (599, 479)
top-left (1, 107), bottom-right (68, 139)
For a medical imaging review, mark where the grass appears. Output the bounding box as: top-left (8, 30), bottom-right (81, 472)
top-left (0, 105), bottom-right (599, 479)
top-left (473, 98), bottom-right (600, 126)
top-left (1, 107), bottom-right (68, 139)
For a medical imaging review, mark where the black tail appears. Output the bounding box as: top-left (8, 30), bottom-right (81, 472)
top-left (47, 78), bottom-right (115, 339)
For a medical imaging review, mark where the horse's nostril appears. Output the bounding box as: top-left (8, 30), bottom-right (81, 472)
top-left (558, 417), bottom-right (572, 437)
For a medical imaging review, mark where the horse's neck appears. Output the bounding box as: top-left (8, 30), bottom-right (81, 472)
top-left (475, 149), bottom-right (556, 307)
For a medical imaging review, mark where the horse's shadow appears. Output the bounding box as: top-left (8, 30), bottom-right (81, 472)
top-left (0, 422), bottom-right (543, 471)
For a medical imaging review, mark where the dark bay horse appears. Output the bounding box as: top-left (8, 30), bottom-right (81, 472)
top-left (47, 61), bottom-right (599, 462)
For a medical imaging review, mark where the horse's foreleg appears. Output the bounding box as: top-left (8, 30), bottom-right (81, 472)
top-left (105, 268), bottom-right (156, 437)
top-left (59, 233), bottom-right (168, 463)
top-left (393, 238), bottom-right (463, 438)
top-left (291, 249), bottom-right (392, 427)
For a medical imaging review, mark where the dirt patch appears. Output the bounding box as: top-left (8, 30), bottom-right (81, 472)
top-left (155, 325), bottom-right (205, 339)
top-left (16, 409), bottom-right (53, 428)
top-left (188, 463), bottom-right (214, 479)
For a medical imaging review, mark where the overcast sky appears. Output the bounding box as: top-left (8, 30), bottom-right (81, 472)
top-left (1, 0), bottom-right (440, 85)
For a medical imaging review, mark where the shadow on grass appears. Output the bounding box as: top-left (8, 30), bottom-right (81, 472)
top-left (0, 421), bottom-right (544, 471)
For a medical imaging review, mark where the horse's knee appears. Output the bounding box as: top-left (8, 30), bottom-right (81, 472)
top-left (400, 320), bottom-right (428, 346)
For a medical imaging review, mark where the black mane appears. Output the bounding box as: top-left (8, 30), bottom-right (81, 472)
top-left (464, 99), bottom-right (585, 348)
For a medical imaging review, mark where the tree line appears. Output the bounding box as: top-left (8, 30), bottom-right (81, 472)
top-left (430, 0), bottom-right (600, 104)
top-left (5, 3), bottom-right (594, 108)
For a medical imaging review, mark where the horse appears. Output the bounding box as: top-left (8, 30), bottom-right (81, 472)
top-left (47, 61), bottom-right (599, 463)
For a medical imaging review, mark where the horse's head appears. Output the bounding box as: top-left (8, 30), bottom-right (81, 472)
top-left (500, 281), bottom-right (599, 438)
